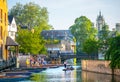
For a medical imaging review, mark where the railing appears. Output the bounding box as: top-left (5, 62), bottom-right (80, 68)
top-left (0, 57), bottom-right (16, 71)
top-left (60, 54), bottom-right (98, 60)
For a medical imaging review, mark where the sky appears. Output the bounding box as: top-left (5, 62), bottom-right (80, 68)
top-left (8, 0), bottom-right (120, 30)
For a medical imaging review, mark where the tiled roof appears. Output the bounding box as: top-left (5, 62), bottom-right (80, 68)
top-left (41, 30), bottom-right (74, 40)
top-left (6, 36), bottom-right (18, 46)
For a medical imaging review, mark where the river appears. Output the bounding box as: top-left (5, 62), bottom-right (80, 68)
top-left (0, 65), bottom-right (120, 82)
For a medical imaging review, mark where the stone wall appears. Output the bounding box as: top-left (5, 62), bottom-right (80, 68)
top-left (81, 71), bottom-right (120, 82)
top-left (81, 60), bottom-right (120, 76)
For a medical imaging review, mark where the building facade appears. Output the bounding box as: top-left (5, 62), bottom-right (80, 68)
top-left (96, 11), bottom-right (106, 59)
top-left (8, 15), bottom-right (17, 40)
top-left (41, 30), bottom-right (75, 54)
top-left (0, 0), bottom-right (8, 61)
top-left (116, 23), bottom-right (120, 32)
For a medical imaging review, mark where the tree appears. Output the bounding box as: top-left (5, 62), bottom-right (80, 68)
top-left (9, 2), bottom-right (51, 30)
top-left (16, 27), bottom-right (47, 55)
top-left (98, 24), bottom-right (110, 56)
top-left (105, 35), bottom-right (120, 69)
top-left (9, 2), bottom-right (52, 55)
top-left (105, 35), bottom-right (120, 81)
top-left (8, 3), bottom-right (23, 24)
top-left (82, 38), bottom-right (98, 59)
top-left (69, 16), bottom-right (97, 54)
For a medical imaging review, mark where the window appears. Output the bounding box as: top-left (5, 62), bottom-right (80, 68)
top-left (0, 26), bottom-right (2, 39)
top-left (0, 9), bottom-right (2, 23)
top-left (4, 13), bottom-right (6, 25)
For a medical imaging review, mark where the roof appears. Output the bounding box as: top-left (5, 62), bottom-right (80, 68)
top-left (41, 30), bottom-right (74, 40)
top-left (8, 15), bottom-right (14, 24)
top-left (6, 36), bottom-right (19, 46)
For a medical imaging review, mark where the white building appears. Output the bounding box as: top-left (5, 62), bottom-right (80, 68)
top-left (116, 23), bottom-right (120, 32)
top-left (8, 15), bottom-right (17, 40)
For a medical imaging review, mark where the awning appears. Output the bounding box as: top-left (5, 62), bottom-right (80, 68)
top-left (6, 36), bottom-right (18, 46)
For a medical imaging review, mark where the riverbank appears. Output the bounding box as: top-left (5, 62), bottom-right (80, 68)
top-left (81, 60), bottom-right (120, 76)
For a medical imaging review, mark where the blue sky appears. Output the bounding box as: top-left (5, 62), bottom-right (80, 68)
top-left (8, 0), bottom-right (120, 30)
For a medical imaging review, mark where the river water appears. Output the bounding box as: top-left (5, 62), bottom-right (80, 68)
top-left (0, 65), bottom-right (120, 82)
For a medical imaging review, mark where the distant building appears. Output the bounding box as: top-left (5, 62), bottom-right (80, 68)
top-left (41, 30), bottom-right (73, 40)
top-left (96, 11), bottom-right (106, 59)
top-left (8, 15), bottom-right (17, 40)
top-left (116, 23), bottom-right (120, 32)
top-left (41, 30), bottom-right (75, 54)
top-left (96, 11), bottom-right (105, 32)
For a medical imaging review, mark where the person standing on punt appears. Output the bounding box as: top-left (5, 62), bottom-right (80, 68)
top-left (64, 61), bottom-right (67, 68)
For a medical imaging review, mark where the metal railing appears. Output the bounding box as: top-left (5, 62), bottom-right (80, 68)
top-left (0, 57), bottom-right (16, 71)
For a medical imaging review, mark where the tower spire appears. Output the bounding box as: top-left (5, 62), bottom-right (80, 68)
top-left (99, 11), bottom-right (101, 16)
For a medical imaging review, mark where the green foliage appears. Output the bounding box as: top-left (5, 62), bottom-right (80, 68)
top-left (45, 39), bottom-right (60, 44)
top-left (105, 35), bottom-right (120, 68)
top-left (116, 31), bottom-right (120, 36)
top-left (83, 38), bottom-right (98, 55)
top-left (69, 16), bottom-right (97, 53)
top-left (16, 27), bottom-right (47, 55)
top-left (30, 73), bottom-right (47, 82)
top-left (8, 3), bottom-right (23, 24)
top-left (9, 2), bottom-right (53, 55)
top-left (98, 24), bottom-right (110, 54)
top-left (9, 2), bottom-right (51, 30)
top-left (98, 24), bottom-right (109, 40)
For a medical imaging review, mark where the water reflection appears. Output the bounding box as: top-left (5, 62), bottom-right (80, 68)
top-left (0, 65), bottom-right (120, 82)
top-left (40, 66), bottom-right (79, 82)
top-left (81, 71), bottom-right (120, 82)
top-left (30, 73), bottom-right (47, 82)
top-left (29, 66), bottom-right (120, 82)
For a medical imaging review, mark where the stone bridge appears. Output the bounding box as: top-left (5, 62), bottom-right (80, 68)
top-left (60, 54), bottom-right (86, 59)
top-left (60, 54), bottom-right (98, 60)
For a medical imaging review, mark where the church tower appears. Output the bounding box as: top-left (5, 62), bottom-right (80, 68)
top-left (96, 11), bottom-right (105, 32)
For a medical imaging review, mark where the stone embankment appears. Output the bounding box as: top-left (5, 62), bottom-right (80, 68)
top-left (81, 60), bottom-right (120, 76)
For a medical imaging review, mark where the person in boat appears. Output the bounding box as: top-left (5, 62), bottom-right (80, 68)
top-left (64, 61), bottom-right (67, 68)
top-left (70, 65), bottom-right (74, 70)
